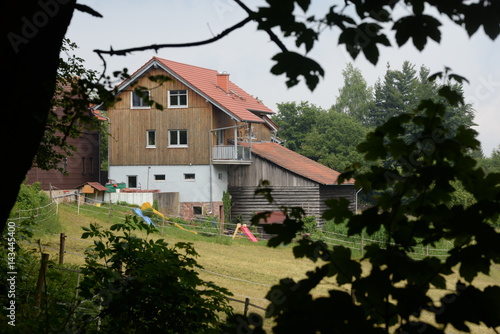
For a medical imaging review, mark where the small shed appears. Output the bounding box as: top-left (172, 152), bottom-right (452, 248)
top-left (77, 182), bottom-right (108, 205)
top-left (256, 211), bottom-right (286, 240)
top-left (228, 142), bottom-right (356, 226)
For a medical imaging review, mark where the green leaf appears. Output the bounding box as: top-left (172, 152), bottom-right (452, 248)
top-left (400, 322), bottom-right (442, 333)
top-left (338, 23), bottom-right (390, 64)
top-left (438, 86), bottom-right (463, 106)
top-left (293, 239), bottom-right (331, 262)
top-left (322, 197), bottom-right (353, 222)
top-left (271, 52), bottom-right (324, 90)
top-left (328, 246), bottom-right (362, 284)
top-left (393, 14), bottom-right (441, 50)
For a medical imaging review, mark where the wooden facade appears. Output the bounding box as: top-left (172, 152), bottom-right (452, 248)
top-left (26, 127), bottom-right (102, 190)
top-left (109, 68), bottom-right (247, 167)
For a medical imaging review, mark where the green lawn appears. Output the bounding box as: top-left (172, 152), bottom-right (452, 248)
top-left (27, 201), bottom-right (499, 333)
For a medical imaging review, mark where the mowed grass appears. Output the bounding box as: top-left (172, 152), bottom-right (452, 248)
top-left (29, 202), bottom-right (500, 333)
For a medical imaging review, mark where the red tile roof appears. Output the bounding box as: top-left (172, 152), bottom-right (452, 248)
top-left (78, 182), bottom-right (108, 192)
top-left (119, 57), bottom-right (274, 123)
top-left (91, 109), bottom-right (108, 121)
top-left (246, 142), bottom-right (354, 185)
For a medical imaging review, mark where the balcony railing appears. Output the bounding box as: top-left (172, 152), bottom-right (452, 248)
top-left (212, 145), bottom-right (251, 163)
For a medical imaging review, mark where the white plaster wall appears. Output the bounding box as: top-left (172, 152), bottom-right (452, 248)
top-left (108, 165), bottom-right (228, 202)
top-left (104, 192), bottom-right (154, 206)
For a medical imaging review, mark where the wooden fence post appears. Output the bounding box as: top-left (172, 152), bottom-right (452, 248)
top-left (59, 233), bottom-right (66, 264)
top-left (34, 253), bottom-right (50, 308)
top-left (243, 297), bottom-right (250, 317)
top-left (108, 199), bottom-right (112, 222)
top-left (77, 192), bottom-right (81, 215)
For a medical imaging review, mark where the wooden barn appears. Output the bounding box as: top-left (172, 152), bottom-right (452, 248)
top-left (228, 142), bottom-right (355, 225)
top-left (25, 108), bottom-right (107, 191)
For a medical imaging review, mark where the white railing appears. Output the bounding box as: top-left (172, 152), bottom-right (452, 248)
top-left (213, 145), bottom-right (251, 161)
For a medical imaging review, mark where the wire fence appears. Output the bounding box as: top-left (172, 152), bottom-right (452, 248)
top-left (8, 198), bottom-right (271, 315)
top-left (9, 194), bottom-right (454, 259)
top-left (7, 195), bottom-right (456, 315)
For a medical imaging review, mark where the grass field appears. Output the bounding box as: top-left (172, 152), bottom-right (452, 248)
top-left (26, 201), bottom-right (500, 333)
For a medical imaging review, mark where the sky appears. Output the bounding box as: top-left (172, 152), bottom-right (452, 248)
top-left (66, 0), bottom-right (500, 156)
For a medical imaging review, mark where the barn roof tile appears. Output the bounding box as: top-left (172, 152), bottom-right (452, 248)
top-left (246, 142), bottom-right (354, 185)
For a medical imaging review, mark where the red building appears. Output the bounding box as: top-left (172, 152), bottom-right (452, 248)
top-left (25, 108), bottom-right (107, 191)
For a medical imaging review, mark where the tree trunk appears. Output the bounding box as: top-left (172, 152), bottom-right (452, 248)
top-left (1, 0), bottom-right (77, 232)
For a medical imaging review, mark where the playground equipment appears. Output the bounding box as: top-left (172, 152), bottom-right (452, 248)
top-left (232, 223), bottom-right (258, 242)
top-left (140, 202), bottom-right (198, 235)
top-left (131, 208), bottom-right (156, 227)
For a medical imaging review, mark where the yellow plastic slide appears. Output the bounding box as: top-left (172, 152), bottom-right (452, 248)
top-left (141, 202), bottom-right (197, 234)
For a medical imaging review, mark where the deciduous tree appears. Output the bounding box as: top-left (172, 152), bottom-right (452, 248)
top-left (332, 63), bottom-right (374, 125)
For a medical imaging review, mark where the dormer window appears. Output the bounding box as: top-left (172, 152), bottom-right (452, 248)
top-left (168, 90), bottom-right (188, 108)
top-left (131, 90), bottom-right (151, 109)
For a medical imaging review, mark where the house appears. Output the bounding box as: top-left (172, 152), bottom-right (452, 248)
top-left (107, 57), bottom-right (355, 222)
top-left (25, 106), bottom-right (107, 192)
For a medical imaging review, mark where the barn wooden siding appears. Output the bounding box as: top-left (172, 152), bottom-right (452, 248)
top-left (228, 184), bottom-right (356, 226)
top-left (228, 155), bottom-right (318, 187)
top-left (319, 184), bottom-right (356, 213)
top-left (228, 154), bottom-right (356, 225)
top-left (228, 185), bottom-right (322, 223)
top-left (26, 131), bottom-right (101, 190)
top-left (227, 153), bottom-right (321, 223)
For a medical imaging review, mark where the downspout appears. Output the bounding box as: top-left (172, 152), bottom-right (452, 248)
top-left (248, 122), bottom-right (252, 159)
top-left (355, 188), bottom-right (363, 214)
top-left (209, 129), bottom-right (213, 214)
top-left (147, 166), bottom-right (151, 190)
top-left (234, 120), bottom-right (238, 160)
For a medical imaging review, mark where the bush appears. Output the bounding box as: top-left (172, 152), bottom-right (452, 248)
top-left (9, 181), bottom-right (60, 235)
top-left (77, 217), bottom-right (233, 333)
top-left (0, 248), bottom-right (85, 333)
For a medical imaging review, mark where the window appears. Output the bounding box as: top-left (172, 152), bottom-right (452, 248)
top-left (218, 173), bottom-right (223, 180)
top-left (216, 130), bottom-right (225, 146)
top-left (193, 206), bottom-right (202, 215)
top-left (169, 130), bottom-right (188, 147)
top-left (131, 90), bottom-right (150, 108)
top-left (154, 174), bottom-right (166, 182)
top-left (128, 175), bottom-right (138, 188)
top-left (81, 157), bottom-right (86, 175)
top-left (168, 90), bottom-right (188, 108)
top-left (184, 173), bottom-right (195, 181)
top-left (147, 130), bottom-right (156, 148)
top-left (62, 158), bottom-right (68, 173)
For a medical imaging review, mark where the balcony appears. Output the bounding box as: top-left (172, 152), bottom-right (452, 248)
top-left (212, 145), bottom-right (251, 164)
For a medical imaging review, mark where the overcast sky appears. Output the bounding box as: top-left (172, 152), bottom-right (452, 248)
top-left (66, 0), bottom-right (500, 156)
